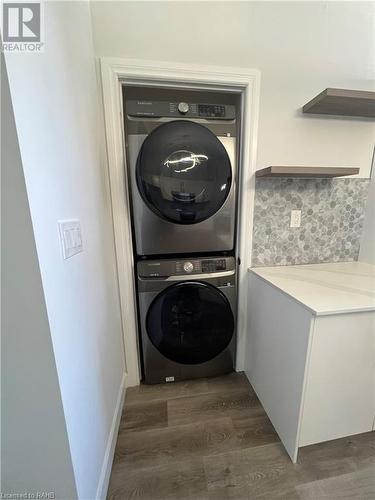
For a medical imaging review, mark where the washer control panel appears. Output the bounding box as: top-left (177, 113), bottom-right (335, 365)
top-left (126, 100), bottom-right (236, 120)
top-left (175, 259), bottom-right (227, 275)
top-left (138, 256), bottom-right (235, 278)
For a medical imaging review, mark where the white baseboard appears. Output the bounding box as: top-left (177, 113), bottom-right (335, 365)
top-left (95, 372), bottom-right (126, 500)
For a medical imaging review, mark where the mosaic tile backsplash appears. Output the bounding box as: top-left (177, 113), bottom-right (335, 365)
top-left (252, 178), bottom-right (370, 267)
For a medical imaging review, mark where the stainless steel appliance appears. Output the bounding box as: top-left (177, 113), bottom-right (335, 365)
top-left (123, 87), bottom-right (239, 256)
top-left (137, 255), bottom-right (236, 384)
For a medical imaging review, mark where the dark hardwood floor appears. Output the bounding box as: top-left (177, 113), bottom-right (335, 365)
top-left (107, 372), bottom-right (375, 499)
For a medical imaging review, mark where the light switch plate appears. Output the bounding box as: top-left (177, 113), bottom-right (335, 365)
top-left (290, 210), bottom-right (302, 228)
top-left (58, 220), bottom-right (83, 259)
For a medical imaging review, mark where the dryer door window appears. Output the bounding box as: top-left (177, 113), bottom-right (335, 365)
top-left (146, 282), bottom-right (234, 365)
top-left (136, 121), bottom-right (232, 224)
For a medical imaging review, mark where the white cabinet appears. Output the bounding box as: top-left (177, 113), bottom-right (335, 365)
top-left (299, 313), bottom-right (374, 447)
top-left (245, 265), bottom-right (375, 462)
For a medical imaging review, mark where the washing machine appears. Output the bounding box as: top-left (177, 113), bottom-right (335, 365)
top-left (137, 255), bottom-right (236, 384)
top-left (123, 86), bottom-right (239, 256)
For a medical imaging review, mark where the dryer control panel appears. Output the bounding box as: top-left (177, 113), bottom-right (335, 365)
top-left (126, 100), bottom-right (236, 120)
top-left (138, 256), bottom-right (235, 278)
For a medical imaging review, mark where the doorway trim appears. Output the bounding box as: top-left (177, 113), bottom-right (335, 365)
top-left (100, 57), bottom-right (261, 387)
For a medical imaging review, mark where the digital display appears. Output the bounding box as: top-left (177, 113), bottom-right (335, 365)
top-left (198, 104), bottom-right (226, 118)
top-left (202, 259), bottom-right (226, 272)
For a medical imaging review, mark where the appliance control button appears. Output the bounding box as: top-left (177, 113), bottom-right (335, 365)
top-left (178, 102), bottom-right (189, 114)
top-left (183, 261), bottom-right (194, 273)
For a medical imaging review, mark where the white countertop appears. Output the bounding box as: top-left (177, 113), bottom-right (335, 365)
top-left (249, 262), bottom-right (375, 315)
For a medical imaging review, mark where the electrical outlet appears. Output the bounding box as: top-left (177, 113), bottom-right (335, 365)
top-left (58, 220), bottom-right (83, 259)
top-left (290, 210), bottom-right (301, 228)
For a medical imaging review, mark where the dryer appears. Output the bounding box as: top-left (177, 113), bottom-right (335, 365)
top-left (137, 255), bottom-right (236, 384)
top-left (123, 87), bottom-right (239, 256)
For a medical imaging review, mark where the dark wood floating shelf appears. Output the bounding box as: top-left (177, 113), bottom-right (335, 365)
top-left (303, 88), bottom-right (375, 118)
top-left (256, 166), bottom-right (360, 178)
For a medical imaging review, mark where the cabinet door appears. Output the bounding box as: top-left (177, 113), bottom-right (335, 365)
top-left (300, 312), bottom-right (375, 446)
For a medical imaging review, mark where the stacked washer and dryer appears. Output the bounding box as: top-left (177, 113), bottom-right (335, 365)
top-left (123, 86), bottom-right (240, 384)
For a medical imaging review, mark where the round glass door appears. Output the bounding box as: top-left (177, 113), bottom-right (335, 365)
top-left (146, 282), bottom-right (234, 365)
top-left (136, 121), bottom-right (232, 224)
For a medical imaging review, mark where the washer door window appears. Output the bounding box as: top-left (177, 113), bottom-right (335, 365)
top-left (146, 282), bottom-right (234, 365)
top-left (136, 121), bottom-right (232, 224)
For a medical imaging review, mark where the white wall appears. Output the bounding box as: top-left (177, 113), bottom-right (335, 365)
top-left (1, 55), bottom-right (77, 500)
top-left (5, 2), bottom-right (125, 498)
top-left (359, 159), bottom-right (375, 263)
top-left (91, 1), bottom-right (375, 177)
